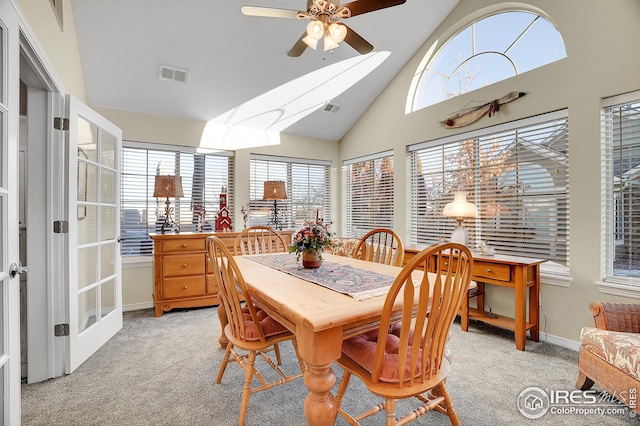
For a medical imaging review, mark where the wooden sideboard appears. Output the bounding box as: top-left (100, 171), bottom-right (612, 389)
top-left (404, 245), bottom-right (546, 351)
top-left (150, 231), bottom-right (292, 317)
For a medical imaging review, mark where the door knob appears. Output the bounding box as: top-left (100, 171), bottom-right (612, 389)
top-left (9, 262), bottom-right (28, 278)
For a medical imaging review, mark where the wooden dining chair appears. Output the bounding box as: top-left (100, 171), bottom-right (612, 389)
top-left (234, 226), bottom-right (287, 256)
top-left (206, 236), bottom-right (305, 426)
top-left (352, 228), bottom-right (405, 267)
top-left (335, 242), bottom-right (473, 426)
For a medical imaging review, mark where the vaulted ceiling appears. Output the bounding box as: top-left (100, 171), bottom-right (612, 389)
top-left (71, 1), bottom-right (459, 142)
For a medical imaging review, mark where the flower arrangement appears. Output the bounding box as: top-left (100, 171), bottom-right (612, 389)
top-left (289, 218), bottom-right (334, 261)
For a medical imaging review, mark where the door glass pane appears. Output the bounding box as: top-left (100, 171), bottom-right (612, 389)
top-left (0, 286), bottom-right (3, 352)
top-left (77, 246), bottom-right (96, 290)
top-left (78, 118), bottom-right (97, 162)
top-left (101, 206), bottom-right (115, 241)
top-left (84, 163), bottom-right (98, 203)
top-left (100, 130), bottom-right (115, 168)
top-left (101, 242), bottom-right (116, 279)
top-left (101, 169), bottom-right (115, 204)
top-left (0, 111), bottom-right (3, 187)
top-left (78, 288), bottom-right (96, 333)
top-left (78, 205), bottom-right (97, 245)
top-left (0, 365), bottom-right (4, 420)
top-left (100, 279), bottom-right (116, 319)
top-left (0, 27), bottom-right (3, 100)
top-left (0, 197), bottom-right (3, 269)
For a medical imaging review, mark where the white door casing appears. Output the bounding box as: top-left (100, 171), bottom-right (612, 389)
top-left (66, 95), bottom-right (123, 373)
top-left (0, 0), bottom-right (24, 422)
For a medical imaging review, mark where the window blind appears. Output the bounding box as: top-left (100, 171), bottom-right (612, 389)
top-left (342, 151), bottom-right (394, 238)
top-left (121, 142), bottom-right (234, 256)
top-left (602, 92), bottom-right (640, 280)
top-left (248, 155), bottom-right (331, 230)
top-left (409, 111), bottom-right (569, 264)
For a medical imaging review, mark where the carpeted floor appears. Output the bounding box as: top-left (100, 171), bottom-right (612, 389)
top-left (21, 307), bottom-right (639, 425)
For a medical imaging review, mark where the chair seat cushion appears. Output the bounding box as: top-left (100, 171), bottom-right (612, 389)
top-left (242, 306), bottom-right (289, 341)
top-left (342, 323), bottom-right (423, 383)
top-left (580, 326), bottom-right (640, 381)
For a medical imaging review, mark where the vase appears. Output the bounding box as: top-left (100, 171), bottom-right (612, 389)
top-left (302, 251), bottom-right (322, 269)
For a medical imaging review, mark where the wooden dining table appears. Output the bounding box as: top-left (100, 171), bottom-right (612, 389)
top-left (229, 252), bottom-right (441, 426)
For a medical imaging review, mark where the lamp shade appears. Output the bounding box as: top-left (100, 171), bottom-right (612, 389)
top-left (263, 181), bottom-right (287, 200)
top-left (153, 175), bottom-right (184, 198)
top-left (442, 191), bottom-right (477, 218)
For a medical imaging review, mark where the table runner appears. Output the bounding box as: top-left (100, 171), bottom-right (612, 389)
top-left (246, 253), bottom-right (395, 301)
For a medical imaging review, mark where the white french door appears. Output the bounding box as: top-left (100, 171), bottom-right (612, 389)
top-left (65, 95), bottom-right (123, 373)
top-left (0, 1), bottom-right (23, 423)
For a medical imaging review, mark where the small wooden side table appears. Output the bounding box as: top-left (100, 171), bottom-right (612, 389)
top-left (404, 245), bottom-right (546, 351)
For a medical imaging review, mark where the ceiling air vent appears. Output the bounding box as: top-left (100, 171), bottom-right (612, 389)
top-left (323, 103), bottom-right (341, 113)
top-left (159, 65), bottom-right (189, 84)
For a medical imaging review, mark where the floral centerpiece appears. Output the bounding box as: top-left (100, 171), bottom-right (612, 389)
top-left (289, 217), bottom-right (334, 268)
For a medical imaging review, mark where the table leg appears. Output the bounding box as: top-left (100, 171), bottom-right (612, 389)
top-left (528, 265), bottom-right (540, 342)
top-left (514, 266), bottom-right (526, 351)
top-left (303, 362), bottom-right (338, 425)
top-left (298, 327), bottom-right (342, 425)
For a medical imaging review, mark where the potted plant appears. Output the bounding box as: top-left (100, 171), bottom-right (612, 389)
top-left (289, 218), bottom-right (334, 268)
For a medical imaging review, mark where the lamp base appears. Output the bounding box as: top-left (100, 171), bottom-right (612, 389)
top-left (450, 224), bottom-right (468, 246)
top-left (159, 198), bottom-right (180, 233)
top-left (266, 200), bottom-right (284, 231)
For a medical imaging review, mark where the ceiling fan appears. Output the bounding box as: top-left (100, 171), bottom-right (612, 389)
top-left (241, 0), bottom-right (407, 57)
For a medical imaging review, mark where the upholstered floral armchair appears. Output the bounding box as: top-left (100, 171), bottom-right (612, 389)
top-left (577, 301), bottom-right (640, 414)
top-left (323, 237), bottom-right (360, 258)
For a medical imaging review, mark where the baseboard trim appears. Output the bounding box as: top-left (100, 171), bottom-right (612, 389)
top-left (123, 302), bottom-right (154, 312)
top-left (539, 331), bottom-right (580, 352)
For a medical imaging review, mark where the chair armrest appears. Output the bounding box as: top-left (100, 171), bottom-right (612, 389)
top-left (589, 301), bottom-right (640, 333)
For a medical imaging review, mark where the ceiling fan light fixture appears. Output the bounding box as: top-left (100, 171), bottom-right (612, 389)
top-left (323, 34), bottom-right (339, 51)
top-left (302, 34), bottom-right (319, 50)
top-left (306, 20), bottom-right (324, 40)
top-left (328, 23), bottom-right (347, 43)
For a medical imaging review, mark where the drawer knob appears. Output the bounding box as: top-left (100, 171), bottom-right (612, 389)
top-left (486, 268), bottom-right (493, 273)
top-left (182, 263), bottom-right (188, 268)
top-left (182, 243), bottom-right (187, 247)
top-left (444, 262), bottom-right (449, 266)
top-left (183, 285), bottom-right (188, 289)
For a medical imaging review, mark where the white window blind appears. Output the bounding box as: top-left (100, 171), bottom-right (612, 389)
top-left (248, 155), bottom-right (331, 230)
top-left (409, 111), bottom-right (569, 264)
top-left (602, 91), bottom-right (640, 281)
top-left (121, 142), bottom-right (234, 256)
top-left (342, 151), bottom-right (394, 238)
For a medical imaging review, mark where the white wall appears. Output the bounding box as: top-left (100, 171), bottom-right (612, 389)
top-left (15, 0), bottom-right (640, 344)
top-left (340, 0), bottom-right (640, 342)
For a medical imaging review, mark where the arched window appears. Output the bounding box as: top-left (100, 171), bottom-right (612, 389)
top-left (408, 11), bottom-right (566, 112)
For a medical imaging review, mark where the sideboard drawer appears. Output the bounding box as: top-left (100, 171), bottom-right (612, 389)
top-left (473, 261), bottom-right (511, 282)
top-left (163, 254), bottom-right (205, 277)
top-left (163, 276), bottom-right (206, 299)
top-left (162, 239), bottom-right (206, 253)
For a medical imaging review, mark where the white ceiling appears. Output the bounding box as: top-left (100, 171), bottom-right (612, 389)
top-left (71, 0), bottom-right (459, 142)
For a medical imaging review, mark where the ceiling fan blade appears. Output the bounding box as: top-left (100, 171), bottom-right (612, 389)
top-left (287, 32), bottom-right (309, 57)
top-left (342, 0), bottom-right (406, 18)
top-left (343, 25), bottom-right (373, 54)
top-left (241, 6), bottom-right (300, 19)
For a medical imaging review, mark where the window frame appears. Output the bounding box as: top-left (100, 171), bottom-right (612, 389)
top-left (407, 10), bottom-right (567, 113)
top-left (408, 110), bottom-right (571, 286)
top-left (342, 151), bottom-right (395, 238)
top-left (120, 140), bottom-right (234, 263)
top-left (598, 90), bottom-right (640, 297)
top-left (248, 154), bottom-right (331, 231)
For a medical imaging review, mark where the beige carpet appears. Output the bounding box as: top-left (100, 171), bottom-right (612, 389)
top-left (21, 307), bottom-right (638, 425)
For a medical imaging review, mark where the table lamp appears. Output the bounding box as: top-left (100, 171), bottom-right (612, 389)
top-left (263, 180), bottom-right (287, 230)
top-left (154, 175), bottom-right (184, 233)
top-left (442, 191), bottom-right (477, 246)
